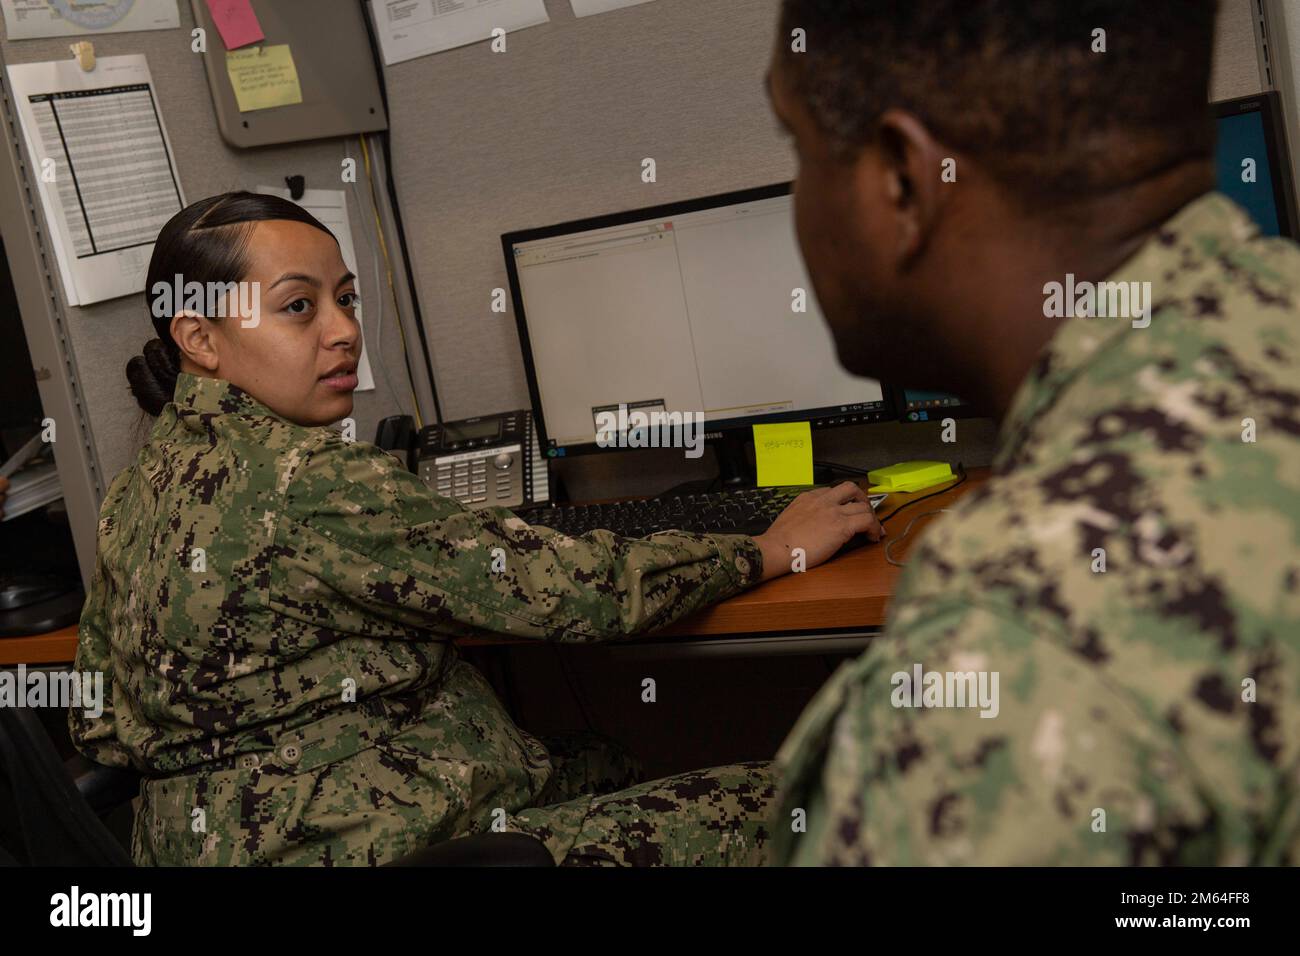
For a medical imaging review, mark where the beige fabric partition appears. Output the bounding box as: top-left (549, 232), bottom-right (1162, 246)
top-left (380, 0), bottom-right (1266, 498)
top-left (0, 3), bottom-right (427, 530)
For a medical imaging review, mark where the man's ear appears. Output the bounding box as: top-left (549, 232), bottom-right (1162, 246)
top-left (872, 108), bottom-right (953, 264)
top-left (170, 310), bottom-right (219, 372)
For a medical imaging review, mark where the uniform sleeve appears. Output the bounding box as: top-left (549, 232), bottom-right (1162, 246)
top-left (66, 552), bottom-right (131, 768)
top-left (274, 437), bottom-right (764, 642)
top-left (771, 596), bottom-right (1210, 865)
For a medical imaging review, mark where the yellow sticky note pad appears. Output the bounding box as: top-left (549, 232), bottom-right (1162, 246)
top-left (226, 45), bottom-right (302, 113)
top-left (752, 422), bottom-right (814, 487)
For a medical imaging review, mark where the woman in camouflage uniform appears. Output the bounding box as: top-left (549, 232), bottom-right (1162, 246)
top-left (69, 192), bottom-right (882, 866)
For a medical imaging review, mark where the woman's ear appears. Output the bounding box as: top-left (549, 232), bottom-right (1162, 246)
top-left (170, 310), bottom-right (219, 372)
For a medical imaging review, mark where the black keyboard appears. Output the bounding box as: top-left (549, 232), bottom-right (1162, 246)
top-left (516, 486), bottom-right (888, 540)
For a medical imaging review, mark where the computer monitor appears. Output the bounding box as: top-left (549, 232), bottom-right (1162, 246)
top-left (896, 387), bottom-right (981, 423)
top-left (502, 183), bottom-right (893, 461)
top-left (899, 93), bottom-right (1300, 423)
top-left (1214, 91), bottom-right (1299, 238)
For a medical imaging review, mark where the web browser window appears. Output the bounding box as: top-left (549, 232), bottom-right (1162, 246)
top-left (511, 192), bottom-right (885, 449)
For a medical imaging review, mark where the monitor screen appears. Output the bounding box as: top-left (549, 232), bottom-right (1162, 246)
top-left (503, 184), bottom-right (891, 456)
top-left (901, 389), bottom-right (967, 417)
top-left (1214, 92), bottom-right (1297, 238)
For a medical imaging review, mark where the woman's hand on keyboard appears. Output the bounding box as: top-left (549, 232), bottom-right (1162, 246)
top-left (753, 481), bottom-right (884, 581)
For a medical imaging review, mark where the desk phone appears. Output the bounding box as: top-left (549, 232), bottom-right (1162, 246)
top-left (409, 410), bottom-right (549, 510)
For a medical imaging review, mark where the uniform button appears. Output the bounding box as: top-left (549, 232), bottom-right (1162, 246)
top-left (734, 556), bottom-right (750, 577)
top-left (238, 754), bottom-right (259, 770)
top-left (280, 743), bottom-right (302, 765)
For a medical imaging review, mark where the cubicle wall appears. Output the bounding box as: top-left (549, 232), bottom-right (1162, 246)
top-left (379, 0), bottom-right (1272, 497)
top-left (387, 0), bottom-right (1268, 421)
top-left (0, 0), bottom-right (1278, 583)
top-left (0, 3), bottom-right (433, 581)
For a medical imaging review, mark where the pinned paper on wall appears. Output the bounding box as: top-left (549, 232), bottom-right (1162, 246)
top-left (753, 422), bottom-right (814, 487)
top-left (255, 186), bottom-right (376, 393)
top-left (370, 0), bottom-right (549, 65)
top-left (570, 0), bottom-right (657, 18)
top-left (226, 44), bottom-right (302, 112)
top-left (0, 0), bottom-right (179, 39)
top-left (5, 54), bottom-right (186, 306)
top-left (204, 0), bottom-right (264, 49)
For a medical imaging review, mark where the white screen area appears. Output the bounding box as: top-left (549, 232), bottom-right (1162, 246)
top-left (511, 193), bottom-right (884, 447)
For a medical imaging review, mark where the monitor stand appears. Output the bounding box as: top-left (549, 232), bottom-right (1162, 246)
top-left (659, 429), bottom-right (866, 497)
top-left (713, 432), bottom-right (755, 489)
top-left (659, 431), bottom-right (752, 496)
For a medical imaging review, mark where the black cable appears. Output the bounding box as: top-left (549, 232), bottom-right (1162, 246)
top-left (553, 645), bottom-right (596, 732)
top-left (813, 459), bottom-right (872, 478)
top-left (815, 458), bottom-right (968, 522)
top-left (877, 462), bottom-right (968, 525)
top-left (360, 1), bottom-right (445, 425)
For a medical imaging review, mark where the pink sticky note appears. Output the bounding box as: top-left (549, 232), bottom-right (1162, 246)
top-left (205, 0), bottom-right (265, 50)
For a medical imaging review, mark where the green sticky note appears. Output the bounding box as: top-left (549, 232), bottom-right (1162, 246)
top-left (752, 421), bottom-right (814, 487)
top-left (226, 44), bottom-right (303, 113)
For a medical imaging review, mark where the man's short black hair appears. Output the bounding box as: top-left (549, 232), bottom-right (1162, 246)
top-left (778, 0), bottom-right (1218, 198)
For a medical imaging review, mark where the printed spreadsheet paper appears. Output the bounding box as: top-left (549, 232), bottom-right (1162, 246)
top-left (6, 54), bottom-right (186, 306)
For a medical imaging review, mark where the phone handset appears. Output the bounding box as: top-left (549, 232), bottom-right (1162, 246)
top-left (525, 413), bottom-right (550, 506)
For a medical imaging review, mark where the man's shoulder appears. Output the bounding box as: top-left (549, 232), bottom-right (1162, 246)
top-left (920, 215), bottom-right (1300, 622)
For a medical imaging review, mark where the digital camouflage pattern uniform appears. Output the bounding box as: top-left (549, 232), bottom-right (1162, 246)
top-left (774, 192), bottom-right (1300, 865)
top-left (69, 370), bottom-right (775, 866)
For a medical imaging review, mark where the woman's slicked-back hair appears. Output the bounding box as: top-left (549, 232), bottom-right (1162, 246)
top-left (126, 191), bottom-right (336, 416)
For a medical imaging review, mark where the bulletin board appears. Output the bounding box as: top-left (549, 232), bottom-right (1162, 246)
top-left (190, 0), bottom-right (387, 148)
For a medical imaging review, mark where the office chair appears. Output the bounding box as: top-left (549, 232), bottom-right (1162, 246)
top-left (0, 706), bottom-right (553, 867)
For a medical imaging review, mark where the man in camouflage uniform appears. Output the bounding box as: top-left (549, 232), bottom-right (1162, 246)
top-left (767, 1), bottom-right (1299, 864)
top-left (71, 371), bottom-right (777, 865)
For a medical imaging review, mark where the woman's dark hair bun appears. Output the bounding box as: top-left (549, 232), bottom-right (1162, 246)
top-left (126, 190), bottom-right (336, 416)
top-left (126, 337), bottom-right (180, 417)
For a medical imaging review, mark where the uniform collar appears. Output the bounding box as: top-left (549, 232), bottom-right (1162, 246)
top-left (172, 371), bottom-right (279, 420)
top-left (993, 191), bottom-right (1258, 470)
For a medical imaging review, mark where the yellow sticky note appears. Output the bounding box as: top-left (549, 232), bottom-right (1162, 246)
top-left (752, 422), bottom-right (814, 487)
top-left (226, 44), bottom-right (302, 112)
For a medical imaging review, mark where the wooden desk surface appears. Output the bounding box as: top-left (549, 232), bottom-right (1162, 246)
top-left (0, 624), bottom-right (78, 667)
top-left (0, 470), bottom-right (987, 665)
top-left (657, 468), bottom-right (986, 638)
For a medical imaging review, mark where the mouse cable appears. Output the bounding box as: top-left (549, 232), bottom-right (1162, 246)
top-left (876, 462), bottom-right (968, 525)
top-left (813, 459), bottom-right (872, 478)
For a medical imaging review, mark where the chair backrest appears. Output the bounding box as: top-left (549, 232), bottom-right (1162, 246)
top-left (0, 706), bottom-right (132, 866)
